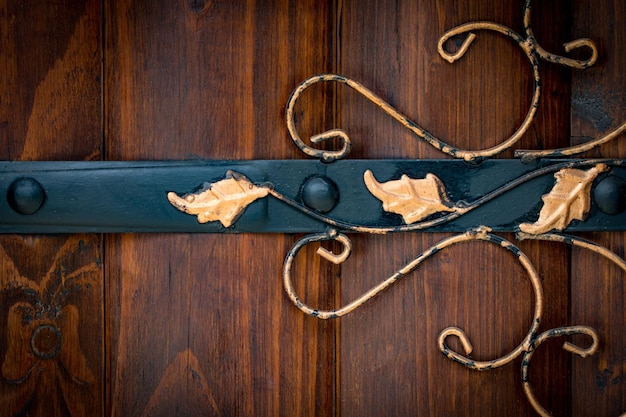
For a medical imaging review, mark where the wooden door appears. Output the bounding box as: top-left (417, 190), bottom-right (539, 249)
top-left (1, 1), bottom-right (624, 416)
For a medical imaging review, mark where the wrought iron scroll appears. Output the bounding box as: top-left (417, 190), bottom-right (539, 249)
top-left (284, 0), bottom-right (615, 164)
top-left (166, 0), bottom-right (626, 415)
top-left (0, 0), bottom-right (621, 414)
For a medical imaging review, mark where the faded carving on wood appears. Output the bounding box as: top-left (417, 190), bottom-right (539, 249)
top-left (0, 235), bottom-right (101, 416)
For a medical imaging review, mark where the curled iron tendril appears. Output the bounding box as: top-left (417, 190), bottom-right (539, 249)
top-left (516, 232), bottom-right (625, 416)
top-left (283, 227), bottom-right (544, 371)
top-left (285, 0), bottom-right (624, 163)
top-left (521, 0), bottom-right (598, 70)
top-left (517, 231), bottom-right (626, 274)
top-left (280, 0), bottom-right (624, 413)
top-left (521, 326), bottom-right (599, 417)
top-left (284, 229), bottom-right (626, 416)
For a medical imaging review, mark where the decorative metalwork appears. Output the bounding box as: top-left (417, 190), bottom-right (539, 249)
top-left (167, 170), bottom-right (270, 227)
top-left (285, 0), bottom-right (614, 164)
top-left (163, 162), bottom-right (625, 417)
top-left (519, 164), bottom-right (609, 234)
top-left (166, 159), bottom-right (625, 234)
top-left (521, 325), bottom-right (599, 417)
top-left (1, 0), bottom-right (625, 415)
top-left (363, 170), bottom-right (458, 224)
top-left (282, 0), bottom-right (625, 415)
top-left (281, 229), bottom-right (626, 416)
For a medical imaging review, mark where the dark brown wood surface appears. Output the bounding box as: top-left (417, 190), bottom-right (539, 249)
top-left (0, 1), bottom-right (624, 416)
top-left (104, 1), bottom-right (337, 416)
top-left (337, 1), bottom-right (571, 415)
top-left (570, 1), bottom-right (626, 415)
top-left (0, 1), bottom-right (103, 416)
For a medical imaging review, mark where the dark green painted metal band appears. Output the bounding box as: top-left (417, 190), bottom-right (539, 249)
top-left (1, 159), bottom-right (625, 233)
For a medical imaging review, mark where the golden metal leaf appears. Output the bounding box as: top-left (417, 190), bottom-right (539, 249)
top-left (364, 170), bottom-right (456, 224)
top-left (519, 164), bottom-right (609, 234)
top-left (167, 170), bottom-right (269, 227)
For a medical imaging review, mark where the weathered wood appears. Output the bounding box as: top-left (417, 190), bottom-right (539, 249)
top-left (570, 1), bottom-right (626, 416)
top-left (0, 0), bottom-right (103, 416)
top-left (2, 1), bottom-right (623, 416)
top-left (104, 1), bottom-right (336, 416)
top-left (337, 0), bottom-right (572, 415)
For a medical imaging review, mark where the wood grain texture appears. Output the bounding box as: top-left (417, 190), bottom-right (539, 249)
top-left (570, 1), bottom-right (626, 415)
top-left (3, 1), bottom-right (622, 416)
top-left (104, 1), bottom-right (336, 416)
top-left (337, 1), bottom-right (571, 415)
top-left (0, 1), bottom-right (103, 416)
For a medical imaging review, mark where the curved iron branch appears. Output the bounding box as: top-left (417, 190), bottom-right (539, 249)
top-left (285, 0), bottom-right (619, 162)
top-left (521, 326), bottom-right (599, 417)
top-left (283, 227), bottom-right (544, 372)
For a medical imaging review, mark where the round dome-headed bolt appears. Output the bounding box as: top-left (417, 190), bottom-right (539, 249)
top-left (301, 176), bottom-right (339, 213)
top-left (594, 175), bottom-right (626, 215)
top-left (7, 177), bottom-right (46, 215)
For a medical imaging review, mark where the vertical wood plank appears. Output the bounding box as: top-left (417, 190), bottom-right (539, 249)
top-left (337, 1), bottom-right (572, 415)
top-left (0, 0), bottom-right (103, 416)
top-left (570, 1), bottom-right (626, 415)
top-left (105, 1), bottom-right (336, 415)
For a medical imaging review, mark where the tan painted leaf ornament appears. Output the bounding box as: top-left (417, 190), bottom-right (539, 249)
top-left (519, 163), bottom-right (609, 234)
top-left (167, 170), bottom-right (270, 227)
top-left (364, 170), bottom-right (457, 224)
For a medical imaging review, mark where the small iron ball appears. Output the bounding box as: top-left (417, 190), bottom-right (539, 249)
top-left (301, 176), bottom-right (339, 213)
top-left (594, 175), bottom-right (626, 215)
top-left (7, 177), bottom-right (46, 215)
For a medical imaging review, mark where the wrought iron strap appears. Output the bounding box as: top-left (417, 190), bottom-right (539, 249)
top-left (2, 159), bottom-right (626, 233)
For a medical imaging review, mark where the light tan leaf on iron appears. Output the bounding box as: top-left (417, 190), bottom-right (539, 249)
top-left (519, 164), bottom-right (609, 234)
top-left (167, 170), bottom-right (269, 227)
top-left (364, 170), bottom-right (457, 224)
